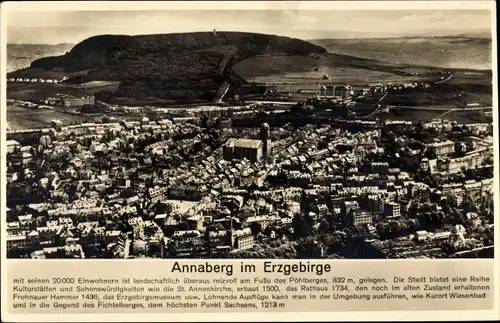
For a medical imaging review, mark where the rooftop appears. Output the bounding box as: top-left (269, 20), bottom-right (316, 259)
top-left (225, 138), bottom-right (263, 149)
top-left (427, 140), bottom-right (455, 147)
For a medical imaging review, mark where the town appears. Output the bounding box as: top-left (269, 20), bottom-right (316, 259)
top-left (5, 78), bottom-right (494, 259)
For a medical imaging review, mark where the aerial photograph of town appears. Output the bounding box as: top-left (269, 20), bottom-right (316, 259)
top-left (4, 8), bottom-right (494, 259)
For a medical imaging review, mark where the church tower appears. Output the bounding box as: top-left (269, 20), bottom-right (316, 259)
top-left (260, 122), bottom-right (271, 161)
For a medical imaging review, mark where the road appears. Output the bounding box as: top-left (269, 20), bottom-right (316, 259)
top-left (362, 92), bottom-right (388, 118)
top-left (216, 82), bottom-right (230, 103)
top-left (433, 109), bottom-right (456, 120)
top-left (388, 105), bottom-right (491, 112)
top-left (247, 100), bottom-right (299, 106)
top-left (215, 54), bottom-right (233, 103)
top-left (217, 54), bottom-right (232, 75)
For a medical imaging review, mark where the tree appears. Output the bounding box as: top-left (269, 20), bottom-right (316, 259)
top-left (318, 219), bottom-right (330, 234)
top-left (321, 232), bottom-right (346, 255)
top-left (250, 222), bottom-right (263, 236)
top-left (155, 202), bottom-right (170, 215)
top-left (296, 237), bottom-right (321, 258)
top-left (292, 214), bottom-right (308, 238)
top-left (167, 242), bottom-right (178, 258)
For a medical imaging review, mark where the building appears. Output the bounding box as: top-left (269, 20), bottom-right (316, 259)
top-left (445, 149), bottom-right (490, 173)
top-left (349, 209), bottom-right (372, 226)
top-left (384, 202), bottom-right (401, 218)
top-left (232, 228), bottom-right (255, 250)
top-left (317, 83), bottom-right (352, 99)
top-left (464, 180), bottom-right (482, 203)
top-left (223, 138), bottom-right (263, 162)
top-left (341, 200), bottom-right (360, 217)
top-left (64, 96), bottom-right (95, 108)
top-left (51, 119), bottom-right (64, 131)
top-left (426, 140), bottom-right (455, 156)
top-left (416, 230), bottom-right (430, 242)
top-left (122, 106), bottom-right (141, 114)
top-left (148, 186), bottom-right (168, 203)
top-left (245, 215), bottom-right (279, 230)
top-left (361, 195), bottom-right (384, 215)
top-left (223, 122), bottom-right (272, 163)
top-left (187, 216), bottom-right (204, 231)
top-left (371, 162), bottom-right (390, 174)
top-left (411, 183), bottom-right (430, 202)
top-left (420, 158), bottom-right (430, 172)
top-left (6, 235), bottom-right (27, 253)
top-left (260, 122), bottom-right (272, 161)
top-left (450, 188), bottom-right (465, 206)
top-left (167, 185), bottom-right (207, 201)
top-left (6, 140), bottom-right (21, 153)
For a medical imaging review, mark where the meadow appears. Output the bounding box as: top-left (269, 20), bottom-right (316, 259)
top-left (7, 103), bottom-right (88, 130)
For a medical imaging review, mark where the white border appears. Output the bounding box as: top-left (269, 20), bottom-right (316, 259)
top-left (1, 1), bottom-right (498, 322)
top-left (0, 1), bottom-right (495, 11)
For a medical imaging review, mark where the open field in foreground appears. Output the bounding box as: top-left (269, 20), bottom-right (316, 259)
top-left (7, 104), bottom-right (88, 130)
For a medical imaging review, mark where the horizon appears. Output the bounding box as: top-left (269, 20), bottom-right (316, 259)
top-left (6, 9), bottom-right (492, 45)
top-left (6, 28), bottom-right (493, 46)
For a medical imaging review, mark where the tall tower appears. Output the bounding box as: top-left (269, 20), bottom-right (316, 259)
top-left (260, 122), bottom-right (271, 161)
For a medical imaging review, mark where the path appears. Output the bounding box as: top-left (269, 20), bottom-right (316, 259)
top-left (433, 109), bottom-right (456, 120)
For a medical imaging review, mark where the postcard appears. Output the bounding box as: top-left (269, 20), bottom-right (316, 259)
top-left (1, 1), bottom-right (498, 322)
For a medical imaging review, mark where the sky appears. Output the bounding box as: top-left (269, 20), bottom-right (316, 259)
top-left (7, 9), bottom-right (492, 44)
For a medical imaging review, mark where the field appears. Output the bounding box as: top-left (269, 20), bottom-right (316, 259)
top-left (234, 53), bottom-right (428, 94)
top-left (384, 108), bottom-right (491, 124)
top-left (6, 81), bottom-right (120, 102)
top-left (7, 103), bottom-right (88, 130)
top-left (7, 83), bottom-right (76, 101)
top-left (6, 35), bottom-right (492, 126)
top-left (443, 109), bottom-right (492, 123)
top-left (233, 50), bottom-right (492, 112)
top-left (311, 37), bottom-right (492, 70)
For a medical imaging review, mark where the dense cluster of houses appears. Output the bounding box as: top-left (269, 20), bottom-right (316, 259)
top-left (5, 110), bottom-right (494, 259)
top-left (8, 76), bottom-right (67, 84)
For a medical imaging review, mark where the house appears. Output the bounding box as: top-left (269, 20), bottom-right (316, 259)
top-left (416, 230), bottom-right (429, 242)
top-left (232, 228), bottom-right (254, 250)
top-left (6, 140), bottom-right (21, 153)
top-left (349, 209), bottom-right (372, 226)
top-left (426, 140), bottom-right (455, 157)
top-left (148, 186), bottom-right (168, 203)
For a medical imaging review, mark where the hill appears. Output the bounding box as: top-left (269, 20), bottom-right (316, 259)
top-left (310, 37), bottom-right (492, 70)
top-left (13, 32), bottom-right (326, 103)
